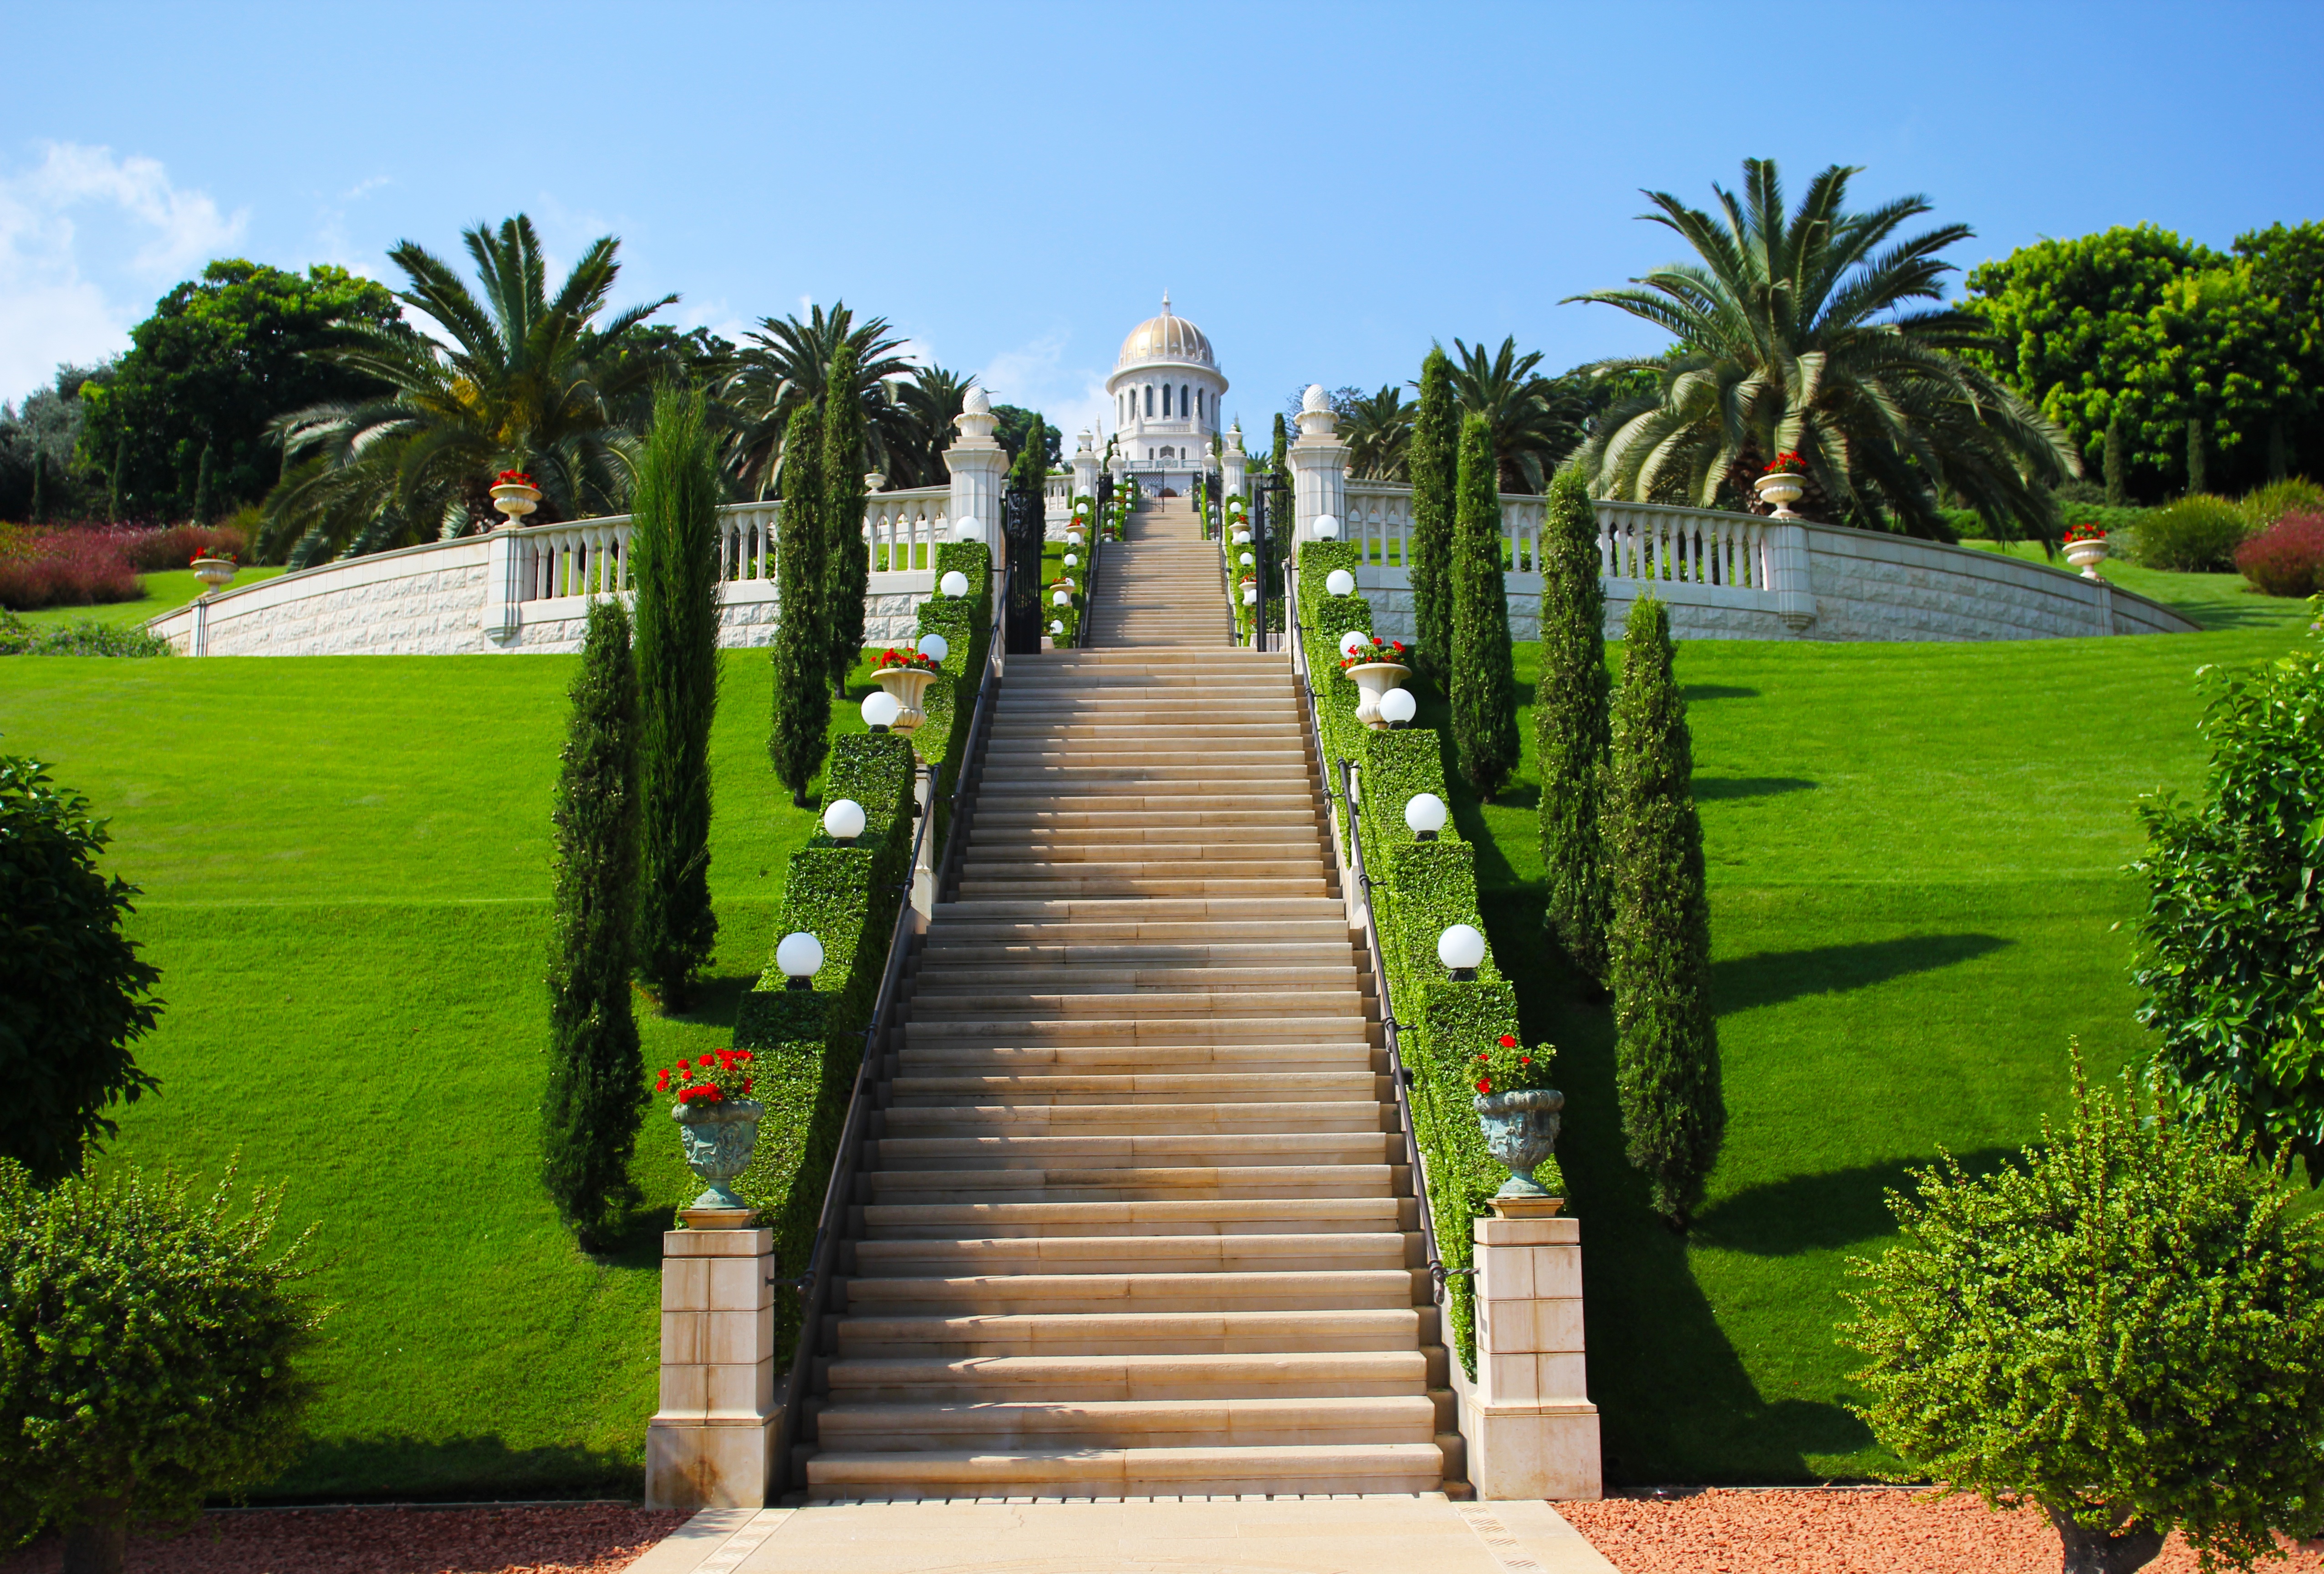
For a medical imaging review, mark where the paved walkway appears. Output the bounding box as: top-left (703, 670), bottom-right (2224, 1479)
top-left (626, 1496), bottom-right (1614, 1574)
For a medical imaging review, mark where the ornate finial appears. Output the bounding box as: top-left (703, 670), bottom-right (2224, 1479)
top-left (1161, 290), bottom-right (1171, 314)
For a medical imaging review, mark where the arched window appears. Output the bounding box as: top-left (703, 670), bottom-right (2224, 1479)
top-left (1161, 446), bottom-right (1174, 460)
top-left (1144, 385), bottom-right (1153, 417)
top-left (1180, 386), bottom-right (1189, 420)
top-left (1195, 389), bottom-right (1203, 419)
top-left (1162, 385), bottom-right (1172, 418)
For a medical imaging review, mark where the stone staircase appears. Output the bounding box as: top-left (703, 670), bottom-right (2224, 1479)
top-left (796, 497), bottom-right (1457, 1500)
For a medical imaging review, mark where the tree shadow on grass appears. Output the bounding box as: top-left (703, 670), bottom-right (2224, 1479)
top-left (1691, 1148), bottom-right (2022, 1258)
top-left (260, 1432), bottom-right (642, 1503)
top-left (1695, 776), bottom-right (1817, 801)
top-left (1712, 934), bottom-right (2012, 1015)
top-left (1681, 685), bottom-right (1760, 702)
top-left (1479, 888), bottom-right (1877, 1482)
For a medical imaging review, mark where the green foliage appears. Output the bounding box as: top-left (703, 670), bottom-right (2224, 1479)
top-left (1537, 466), bottom-right (1611, 982)
top-left (0, 754), bottom-right (161, 1185)
top-left (821, 343), bottom-right (869, 690)
top-left (1409, 348), bottom-right (1457, 681)
top-left (725, 303), bottom-right (919, 496)
top-left (1450, 411), bottom-right (1518, 801)
top-left (631, 386), bottom-right (724, 1011)
top-left (1445, 336), bottom-right (1586, 495)
top-left (2130, 493), bottom-right (2250, 572)
top-left (0, 1159), bottom-right (321, 1554)
top-left (1843, 1056), bottom-right (2324, 1574)
top-left (2241, 476), bottom-right (2324, 530)
top-left (916, 541), bottom-right (993, 813)
top-left (74, 261), bottom-right (400, 525)
top-left (1606, 596), bottom-right (1723, 1228)
top-left (541, 600), bottom-right (644, 1248)
top-left (2132, 610), bottom-right (2324, 1178)
top-left (0, 614), bottom-right (173, 658)
top-left (992, 405), bottom-right (1061, 468)
top-left (768, 406), bottom-right (830, 804)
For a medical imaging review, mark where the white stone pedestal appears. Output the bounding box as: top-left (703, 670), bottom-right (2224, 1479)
top-left (645, 1226), bottom-right (778, 1512)
top-left (1463, 1213), bottom-right (1602, 1500)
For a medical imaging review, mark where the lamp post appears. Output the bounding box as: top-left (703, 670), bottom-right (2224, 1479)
top-left (1379, 688), bottom-right (1417, 728)
top-left (916, 632), bottom-right (949, 664)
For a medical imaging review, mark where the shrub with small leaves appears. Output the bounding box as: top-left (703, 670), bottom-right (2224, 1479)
top-left (2233, 511), bottom-right (2324, 598)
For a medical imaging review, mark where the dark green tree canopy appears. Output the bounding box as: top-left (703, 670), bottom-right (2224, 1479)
top-left (992, 404), bottom-right (1061, 469)
top-left (77, 261), bottom-right (400, 521)
top-left (0, 363), bottom-right (113, 521)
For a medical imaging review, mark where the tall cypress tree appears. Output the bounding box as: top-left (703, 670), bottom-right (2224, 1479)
top-left (1408, 348), bottom-right (1456, 682)
top-left (542, 597), bottom-right (645, 1248)
top-left (1538, 465), bottom-right (1611, 984)
top-left (108, 438), bottom-right (125, 523)
top-left (1450, 411), bottom-right (1518, 801)
top-left (30, 450), bottom-right (46, 525)
top-left (192, 443), bottom-right (218, 525)
top-left (631, 385), bottom-right (722, 1012)
top-left (821, 344), bottom-right (869, 692)
top-left (770, 405), bottom-right (831, 806)
top-left (1606, 595), bottom-right (1725, 1230)
top-left (2186, 416), bottom-right (2207, 496)
top-left (2103, 411), bottom-right (2126, 507)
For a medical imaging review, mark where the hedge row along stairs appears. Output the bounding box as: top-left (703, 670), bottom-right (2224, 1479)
top-left (795, 495), bottom-right (1463, 1499)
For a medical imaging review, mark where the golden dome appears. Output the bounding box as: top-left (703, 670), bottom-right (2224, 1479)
top-left (1116, 292), bottom-right (1214, 369)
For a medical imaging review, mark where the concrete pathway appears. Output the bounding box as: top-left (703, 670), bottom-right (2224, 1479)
top-left (626, 1496), bottom-right (1615, 1574)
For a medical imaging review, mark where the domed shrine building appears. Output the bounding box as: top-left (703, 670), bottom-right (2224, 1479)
top-left (1107, 293), bottom-right (1228, 496)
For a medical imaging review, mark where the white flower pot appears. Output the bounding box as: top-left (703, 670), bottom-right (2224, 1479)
top-left (1345, 661), bottom-right (1412, 730)
top-left (2064, 538), bottom-right (2109, 580)
top-left (1753, 472), bottom-right (1804, 519)
top-left (872, 667), bottom-right (935, 732)
top-left (190, 558), bottom-right (238, 594)
top-left (489, 482), bottom-right (541, 526)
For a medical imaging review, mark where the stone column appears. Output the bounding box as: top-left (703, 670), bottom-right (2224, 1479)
top-left (644, 1225), bottom-right (778, 1511)
top-left (1222, 424), bottom-right (1248, 505)
top-left (944, 387), bottom-right (1008, 555)
top-left (1287, 385), bottom-right (1349, 544)
top-left (1465, 1211), bottom-right (1602, 1500)
top-left (1768, 521), bottom-right (1818, 633)
top-left (480, 526), bottom-right (522, 646)
top-left (1071, 429), bottom-right (1100, 503)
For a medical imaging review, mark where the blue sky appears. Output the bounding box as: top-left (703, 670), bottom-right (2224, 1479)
top-left (6, 1), bottom-right (2321, 441)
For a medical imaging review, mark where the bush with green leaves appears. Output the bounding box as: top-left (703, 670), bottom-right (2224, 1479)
top-left (769, 404), bottom-right (830, 806)
top-left (0, 754), bottom-right (161, 1185)
top-left (1606, 596), bottom-right (1724, 1229)
top-left (631, 386), bottom-right (723, 1012)
top-left (2129, 493), bottom-right (2250, 572)
top-left (1844, 1053), bottom-right (2324, 1574)
top-left (540, 599), bottom-right (645, 1249)
top-left (2241, 476), bottom-right (2324, 531)
top-left (0, 613), bottom-right (173, 658)
top-left (1536, 465), bottom-right (1611, 985)
top-left (2132, 603), bottom-right (2324, 1179)
top-left (0, 1160), bottom-right (320, 1573)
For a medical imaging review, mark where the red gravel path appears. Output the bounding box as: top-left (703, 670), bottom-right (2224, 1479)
top-left (0, 1504), bottom-right (688, 1574)
top-left (1560, 1488), bottom-right (2324, 1574)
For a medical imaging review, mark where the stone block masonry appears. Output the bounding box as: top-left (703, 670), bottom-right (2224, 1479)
top-left (646, 1226), bottom-right (779, 1512)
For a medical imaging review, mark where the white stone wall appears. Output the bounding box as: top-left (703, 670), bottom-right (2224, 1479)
top-left (1351, 521), bottom-right (2196, 645)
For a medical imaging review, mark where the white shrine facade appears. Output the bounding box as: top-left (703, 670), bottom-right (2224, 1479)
top-left (1105, 293), bottom-right (1228, 495)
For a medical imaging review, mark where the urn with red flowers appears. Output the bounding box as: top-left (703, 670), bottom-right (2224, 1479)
top-left (1471, 1034), bottom-right (1564, 1208)
top-left (657, 1049), bottom-right (764, 1217)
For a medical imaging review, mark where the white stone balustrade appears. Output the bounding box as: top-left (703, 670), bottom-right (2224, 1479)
top-left (1344, 482), bottom-right (1545, 572)
top-left (865, 487), bottom-right (949, 573)
top-left (1595, 500), bottom-right (1769, 590)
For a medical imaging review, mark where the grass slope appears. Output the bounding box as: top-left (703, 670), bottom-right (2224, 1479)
top-left (14, 566), bottom-right (287, 629)
top-left (0, 647), bottom-right (882, 1499)
top-left (1416, 623), bottom-right (2310, 1484)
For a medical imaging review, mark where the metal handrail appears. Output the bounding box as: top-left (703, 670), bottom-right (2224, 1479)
top-left (1285, 577), bottom-right (1451, 1306)
top-left (767, 618), bottom-right (1005, 1490)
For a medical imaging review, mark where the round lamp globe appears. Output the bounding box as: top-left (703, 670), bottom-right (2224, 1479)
top-left (1325, 569), bottom-right (1356, 597)
top-left (822, 798), bottom-right (866, 842)
top-left (861, 690), bottom-right (902, 730)
top-left (916, 632), bottom-right (950, 664)
top-left (939, 570), bottom-right (970, 597)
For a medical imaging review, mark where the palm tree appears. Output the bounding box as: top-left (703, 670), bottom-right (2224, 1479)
top-left (724, 303), bottom-right (917, 496)
top-left (261, 215), bottom-right (677, 564)
top-left (1565, 159), bottom-right (2076, 538)
top-left (1340, 384), bottom-right (1414, 481)
top-left (1443, 337), bottom-right (1588, 494)
top-left (891, 365), bottom-right (979, 488)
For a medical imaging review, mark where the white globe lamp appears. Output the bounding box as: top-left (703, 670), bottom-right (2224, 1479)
top-left (1233, 528), bottom-right (1251, 545)
top-left (1052, 588), bottom-right (1071, 607)
top-left (822, 798), bottom-right (866, 844)
top-left (1050, 619), bottom-right (1065, 635)
top-left (1437, 923), bottom-right (1487, 981)
top-left (916, 632), bottom-right (949, 664)
top-left (1338, 630), bottom-right (1369, 659)
top-left (952, 516), bottom-right (979, 543)
top-left (939, 570), bottom-right (970, 597)
top-left (1239, 551), bottom-right (1254, 567)
top-left (1379, 687), bottom-right (1417, 728)
top-left (1063, 552), bottom-right (1079, 568)
top-left (1405, 792), bottom-right (1447, 842)
top-left (1325, 569), bottom-right (1356, 597)
top-left (861, 690), bottom-right (901, 732)
top-left (775, 931), bottom-right (824, 991)
top-left (1312, 513), bottom-right (1340, 540)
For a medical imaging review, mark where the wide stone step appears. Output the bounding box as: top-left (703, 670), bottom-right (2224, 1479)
top-left (850, 1232), bottom-right (1412, 1277)
top-left (952, 877), bottom-right (1332, 900)
top-left (885, 1071), bottom-right (1383, 1106)
top-left (905, 989), bottom-right (1361, 1021)
top-left (967, 809), bottom-right (1319, 831)
top-left (910, 964), bottom-right (1356, 991)
top-left (800, 1441), bottom-right (1444, 1499)
top-left (959, 850), bottom-right (1324, 874)
top-left (856, 1198), bottom-right (1412, 1239)
top-left (916, 941), bottom-right (1354, 968)
top-left (863, 1131), bottom-right (1395, 1172)
top-left (810, 1394), bottom-right (1437, 1451)
top-left (876, 1102), bottom-right (1390, 1139)
top-left (838, 1266), bottom-right (1421, 1316)
top-left (832, 1305), bottom-right (1426, 1358)
top-left (900, 1016), bottom-right (1378, 1047)
top-left (921, 920), bottom-right (1351, 946)
top-left (965, 824), bottom-right (1325, 847)
top-left (892, 1044), bottom-right (1378, 1074)
top-left (819, 1348), bottom-right (1429, 1401)
top-left (860, 1162), bottom-right (1402, 1203)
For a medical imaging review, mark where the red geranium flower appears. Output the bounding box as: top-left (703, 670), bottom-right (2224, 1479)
top-left (1475, 1078), bottom-right (1492, 1094)
top-left (1497, 1034), bottom-right (1517, 1049)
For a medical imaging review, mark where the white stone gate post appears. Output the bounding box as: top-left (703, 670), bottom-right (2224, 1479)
top-left (1287, 385), bottom-right (1349, 543)
top-left (945, 387), bottom-right (1008, 556)
top-left (1464, 1210), bottom-right (1603, 1500)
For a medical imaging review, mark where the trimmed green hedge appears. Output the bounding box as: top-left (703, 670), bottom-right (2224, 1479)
top-left (1295, 542), bottom-right (1562, 1376)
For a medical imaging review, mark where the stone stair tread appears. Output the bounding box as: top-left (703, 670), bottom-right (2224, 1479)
top-left (800, 1442), bottom-right (1445, 1495)
top-left (857, 1199), bottom-right (1407, 1236)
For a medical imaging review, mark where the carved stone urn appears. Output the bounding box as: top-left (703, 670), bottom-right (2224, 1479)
top-left (189, 557), bottom-right (238, 596)
top-left (673, 1097), bottom-right (764, 1218)
top-left (1345, 661), bottom-right (1412, 730)
top-left (1473, 1088), bottom-right (1565, 1207)
top-left (1753, 471), bottom-right (1805, 520)
top-left (872, 666), bottom-right (936, 733)
top-left (2064, 536), bottom-right (2109, 580)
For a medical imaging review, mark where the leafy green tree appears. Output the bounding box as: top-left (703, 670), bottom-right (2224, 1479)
top-left (541, 599), bottom-right (645, 1249)
top-left (1571, 158), bottom-right (2077, 540)
top-left (725, 302), bottom-right (915, 496)
top-left (821, 343), bottom-right (870, 691)
top-left (1446, 336), bottom-right (1586, 493)
top-left (630, 386), bottom-right (723, 1012)
top-left (2132, 608), bottom-right (2324, 1179)
top-left (1408, 348), bottom-right (1457, 681)
top-left (74, 261), bottom-right (399, 524)
top-left (993, 405), bottom-right (1061, 469)
top-left (0, 754), bottom-right (161, 1185)
top-left (1340, 384), bottom-right (1413, 481)
top-left (189, 444), bottom-right (217, 524)
top-left (770, 405), bottom-right (831, 803)
top-left (0, 1159), bottom-right (319, 1574)
top-left (1606, 596), bottom-right (1723, 1228)
top-left (30, 450), bottom-right (47, 525)
top-left (1450, 412), bottom-right (1519, 800)
top-left (892, 366), bottom-right (978, 488)
top-left (0, 365), bottom-right (110, 523)
top-left (1844, 1052), bottom-right (2324, 1574)
top-left (261, 216), bottom-right (678, 564)
top-left (1538, 465), bottom-right (1612, 984)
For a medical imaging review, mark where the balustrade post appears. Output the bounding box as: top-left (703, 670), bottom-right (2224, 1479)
top-left (1768, 520), bottom-right (1817, 631)
top-left (1286, 385), bottom-right (1348, 543)
top-left (480, 524), bottom-right (522, 645)
top-left (944, 388), bottom-right (1007, 554)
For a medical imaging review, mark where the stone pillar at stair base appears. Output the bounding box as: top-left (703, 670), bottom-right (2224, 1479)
top-left (1287, 385), bottom-right (1349, 545)
top-left (945, 387), bottom-right (1008, 557)
top-left (645, 1226), bottom-right (778, 1512)
top-left (1462, 1213), bottom-right (1603, 1500)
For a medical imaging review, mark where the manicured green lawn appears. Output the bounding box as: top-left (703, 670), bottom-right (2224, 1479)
top-left (15, 565), bottom-right (287, 629)
top-left (1412, 618), bottom-right (2313, 1484)
top-left (1963, 538), bottom-right (2310, 632)
top-left (0, 647), bottom-right (880, 1500)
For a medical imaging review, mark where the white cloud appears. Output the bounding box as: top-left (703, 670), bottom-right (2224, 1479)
top-left (0, 142), bottom-right (247, 401)
top-left (978, 332), bottom-right (1112, 448)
